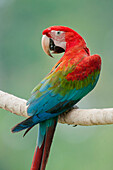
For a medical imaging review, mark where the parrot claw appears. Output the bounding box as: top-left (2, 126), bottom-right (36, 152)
top-left (73, 125), bottom-right (77, 127)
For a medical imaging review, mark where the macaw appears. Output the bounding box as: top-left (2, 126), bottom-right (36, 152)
top-left (11, 26), bottom-right (101, 170)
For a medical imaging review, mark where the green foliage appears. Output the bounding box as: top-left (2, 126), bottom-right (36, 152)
top-left (0, 0), bottom-right (113, 169)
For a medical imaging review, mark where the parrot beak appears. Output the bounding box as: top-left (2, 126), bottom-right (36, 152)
top-left (42, 35), bottom-right (66, 58)
top-left (42, 35), bottom-right (53, 58)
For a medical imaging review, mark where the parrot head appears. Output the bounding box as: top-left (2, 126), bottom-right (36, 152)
top-left (42, 26), bottom-right (86, 57)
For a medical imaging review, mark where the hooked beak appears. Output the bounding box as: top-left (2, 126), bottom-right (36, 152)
top-left (41, 35), bottom-right (66, 58)
top-left (42, 35), bottom-right (53, 58)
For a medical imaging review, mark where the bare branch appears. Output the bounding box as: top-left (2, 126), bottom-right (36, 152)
top-left (0, 90), bottom-right (113, 126)
top-left (0, 90), bottom-right (28, 117)
top-left (59, 108), bottom-right (113, 125)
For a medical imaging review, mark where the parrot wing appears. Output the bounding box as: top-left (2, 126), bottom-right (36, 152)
top-left (27, 54), bottom-right (101, 121)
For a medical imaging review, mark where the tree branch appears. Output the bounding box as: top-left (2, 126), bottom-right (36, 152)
top-left (0, 90), bottom-right (113, 126)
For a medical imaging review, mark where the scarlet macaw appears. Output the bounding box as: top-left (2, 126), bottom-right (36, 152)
top-left (11, 26), bottom-right (101, 170)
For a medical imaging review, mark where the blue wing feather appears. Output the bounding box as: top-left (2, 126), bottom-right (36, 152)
top-left (27, 73), bottom-right (99, 122)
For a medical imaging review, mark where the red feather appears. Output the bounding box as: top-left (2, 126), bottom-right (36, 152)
top-left (31, 119), bottom-right (57, 170)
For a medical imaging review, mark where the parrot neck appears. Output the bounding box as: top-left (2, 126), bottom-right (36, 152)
top-left (65, 41), bottom-right (89, 57)
top-left (65, 31), bottom-right (86, 52)
top-left (65, 39), bottom-right (86, 53)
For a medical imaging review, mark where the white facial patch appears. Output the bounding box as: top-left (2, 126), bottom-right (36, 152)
top-left (51, 30), bottom-right (65, 42)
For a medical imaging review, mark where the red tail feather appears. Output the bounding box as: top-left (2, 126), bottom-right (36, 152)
top-left (31, 140), bottom-right (45, 170)
top-left (31, 119), bottom-right (57, 170)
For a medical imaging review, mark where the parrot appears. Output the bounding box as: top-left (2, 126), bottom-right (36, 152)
top-left (11, 26), bottom-right (101, 170)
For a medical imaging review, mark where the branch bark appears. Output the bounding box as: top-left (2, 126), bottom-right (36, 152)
top-left (0, 90), bottom-right (113, 126)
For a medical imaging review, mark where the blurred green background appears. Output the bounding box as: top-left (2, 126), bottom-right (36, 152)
top-left (0, 0), bottom-right (113, 169)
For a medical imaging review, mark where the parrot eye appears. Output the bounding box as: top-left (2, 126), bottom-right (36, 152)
top-left (51, 30), bottom-right (64, 36)
top-left (56, 31), bottom-right (61, 35)
top-left (55, 31), bottom-right (64, 36)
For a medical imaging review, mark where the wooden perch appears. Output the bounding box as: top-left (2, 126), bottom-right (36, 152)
top-left (0, 90), bottom-right (113, 126)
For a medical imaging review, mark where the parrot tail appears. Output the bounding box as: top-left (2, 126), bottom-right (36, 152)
top-left (11, 115), bottom-right (40, 134)
top-left (31, 117), bottom-right (58, 170)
